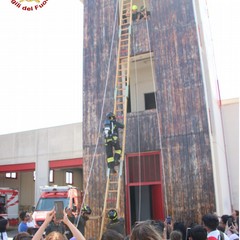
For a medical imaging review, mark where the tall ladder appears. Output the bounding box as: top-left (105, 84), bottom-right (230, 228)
top-left (99, 0), bottom-right (132, 239)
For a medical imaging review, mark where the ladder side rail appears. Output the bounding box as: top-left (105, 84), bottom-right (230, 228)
top-left (99, 1), bottom-right (132, 239)
top-left (99, 170), bottom-right (111, 239)
top-left (114, 1), bottom-right (132, 114)
top-left (116, 0), bottom-right (132, 211)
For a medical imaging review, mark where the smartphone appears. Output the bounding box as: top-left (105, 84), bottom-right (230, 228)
top-left (186, 228), bottom-right (191, 240)
top-left (228, 217), bottom-right (233, 227)
top-left (166, 216), bottom-right (171, 224)
top-left (54, 201), bottom-right (64, 220)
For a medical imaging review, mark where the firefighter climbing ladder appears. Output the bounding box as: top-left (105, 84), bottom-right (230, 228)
top-left (99, 0), bottom-right (133, 239)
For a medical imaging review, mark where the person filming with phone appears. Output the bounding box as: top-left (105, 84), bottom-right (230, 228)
top-left (45, 213), bottom-right (66, 236)
top-left (32, 209), bottom-right (86, 240)
top-left (225, 217), bottom-right (239, 240)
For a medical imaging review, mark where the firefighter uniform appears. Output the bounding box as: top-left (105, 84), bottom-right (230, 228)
top-left (103, 113), bottom-right (124, 171)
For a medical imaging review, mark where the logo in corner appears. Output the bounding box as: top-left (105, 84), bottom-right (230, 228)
top-left (19, 0), bottom-right (40, 2)
top-left (10, 0), bottom-right (49, 11)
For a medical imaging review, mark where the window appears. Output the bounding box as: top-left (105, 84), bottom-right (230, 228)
top-left (49, 170), bottom-right (54, 183)
top-left (144, 92), bottom-right (156, 110)
top-left (5, 172), bottom-right (17, 179)
top-left (66, 171), bottom-right (73, 184)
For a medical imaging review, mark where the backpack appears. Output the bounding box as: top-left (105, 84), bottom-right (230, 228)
top-left (103, 119), bottom-right (113, 139)
top-left (219, 231), bottom-right (225, 240)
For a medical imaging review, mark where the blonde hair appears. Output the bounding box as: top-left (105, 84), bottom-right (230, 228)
top-left (130, 221), bottom-right (162, 240)
top-left (45, 231), bottom-right (68, 240)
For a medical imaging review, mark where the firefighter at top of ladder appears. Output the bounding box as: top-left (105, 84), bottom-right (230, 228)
top-left (103, 112), bottom-right (124, 174)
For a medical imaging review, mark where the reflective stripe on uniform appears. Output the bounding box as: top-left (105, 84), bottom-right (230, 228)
top-left (107, 157), bottom-right (114, 163)
top-left (115, 149), bottom-right (121, 154)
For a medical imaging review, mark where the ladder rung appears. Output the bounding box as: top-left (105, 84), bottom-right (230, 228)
top-left (121, 26), bottom-right (129, 30)
top-left (108, 190), bottom-right (117, 193)
top-left (121, 33), bottom-right (129, 37)
top-left (106, 208), bottom-right (114, 212)
top-left (106, 198), bottom-right (117, 202)
top-left (120, 44), bottom-right (128, 47)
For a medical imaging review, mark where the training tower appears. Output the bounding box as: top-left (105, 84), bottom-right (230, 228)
top-left (82, 0), bottom-right (231, 238)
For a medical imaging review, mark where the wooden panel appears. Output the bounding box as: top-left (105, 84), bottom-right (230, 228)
top-left (131, 20), bottom-right (152, 55)
top-left (125, 110), bottom-right (160, 152)
top-left (150, 0), bottom-right (216, 225)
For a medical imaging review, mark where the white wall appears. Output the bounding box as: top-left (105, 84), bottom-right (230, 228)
top-left (221, 99), bottom-right (239, 210)
top-left (193, 0), bottom-right (232, 214)
top-left (130, 58), bottom-right (155, 112)
top-left (0, 122), bottom-right (83, 205)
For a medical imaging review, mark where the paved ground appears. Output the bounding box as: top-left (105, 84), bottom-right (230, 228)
top-left (6, 227), bottom-right (18, 240)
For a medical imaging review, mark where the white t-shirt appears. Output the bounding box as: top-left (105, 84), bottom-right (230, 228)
top-left (208, 230), bottom-right (229, 240)
top-left (229, 234), bottom-right (239, 240)
top-left (0, 232), bottom-right (8, 240)
top-left (27, 220), bottom-right (35, 228)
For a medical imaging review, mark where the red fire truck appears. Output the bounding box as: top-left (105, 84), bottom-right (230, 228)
top-left (32, 185), bottom-right (83, 227)
top-left (0, 188), bottom-right (19, 226)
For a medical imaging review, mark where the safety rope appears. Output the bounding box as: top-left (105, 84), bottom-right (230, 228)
top-left (131, 24), bottom-right (142, 221)
top-left (141, 0), bottom-right (169, 217)
top-left (76, 0), bottom-right (120, 227)
top-left (131, 0), bottom-right (169, 220)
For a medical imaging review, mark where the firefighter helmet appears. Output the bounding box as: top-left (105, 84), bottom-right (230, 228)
top-left (81, 205), bottom-right (92, 215)
top-left (108, 209), bottom-right (118, 220)
top-left (132, 5), bottom-right (138, 11)
top-left (106, 112), bottom-right (115, 120)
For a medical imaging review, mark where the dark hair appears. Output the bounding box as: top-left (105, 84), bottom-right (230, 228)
top-left (152, 220), bottom-right (165, 234)
top-left (19, 211), bottom-right (27, 221)
top-left (0, 206), bottom-right (5, 214)
top-left (102, 229), bottom-right (124, 240)
top-left (221, 215), bottom-right (230, 225)
top-left (174, 222), bottom-right (186, 240)
top-left (217, 226), bottom-right (225, 232)
top-left (202, 214), bottom-right (219, 231)
top-left (190, 225), bottom-right (207, 240)
top-left (234, 210), bottom-right (239, 217)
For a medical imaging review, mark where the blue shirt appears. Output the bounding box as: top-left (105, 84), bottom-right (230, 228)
top-left (18, 222), bottom-right (28, 232)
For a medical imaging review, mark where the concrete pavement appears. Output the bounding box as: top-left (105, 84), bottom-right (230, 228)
top-left (6, 226), bottom-right (18, 240)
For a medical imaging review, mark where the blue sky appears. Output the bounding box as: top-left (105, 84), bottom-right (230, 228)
top-left (0, 0), bottom-right (238, 135)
